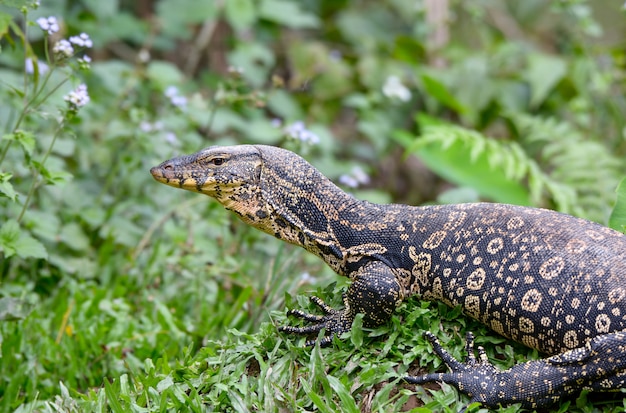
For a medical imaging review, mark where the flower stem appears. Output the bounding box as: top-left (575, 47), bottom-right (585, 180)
top-left (17, 118), bottom-right (65, 223)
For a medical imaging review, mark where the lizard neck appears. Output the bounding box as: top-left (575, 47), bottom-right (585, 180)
top-left (222, 146), bottom-right (364, 274)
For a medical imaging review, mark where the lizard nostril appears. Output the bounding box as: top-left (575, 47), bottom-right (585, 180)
top-left (163, 164), bottom-right (173, 171)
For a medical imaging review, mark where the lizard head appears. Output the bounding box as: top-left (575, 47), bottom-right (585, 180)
top-left (151, 144), bottom-right (351, 247)
top-left (150, 145), bottom-right (263, 205)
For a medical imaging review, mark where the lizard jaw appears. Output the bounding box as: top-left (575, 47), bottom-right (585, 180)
top-left (150, 160), bottom-right (220, 196)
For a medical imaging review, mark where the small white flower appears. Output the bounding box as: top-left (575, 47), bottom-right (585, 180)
top-left (139, 121), bottom-right (152, 133)
top-left (227, 65), bottom-right (244, 74)
top-left (137, 49), bottom-right (151, 63)
top-left (382, 75), bottom-right (411, 102)
top-left (64, 83), bottom-right (90, 110)
top-left (170, 95), bottom-right (187, 108)
top-left (286, 120), bottom-right (304, 135)
top-left (36, 16), bottom-right (59, 35)
top-left (164, 86), bottom-right (187, 108)
top-left (271, 118), bottom-right (282, 128)
top-left (339, 166), bottom-right (370, 189)
top-left (53, 39), bottom-right (74, 57)
top-left (284, 121), bottom-right (320, 145)
top-left (25, 58), bottom-right (34, 73)
top-left (351, 166), bottom-right (370, 185)
top-left (298, 271), bottom-right (317, 286)
top-left (164, 86), bottom-right (179, 98)
top-left (165, 132), bottom-right (178, 144)
top-left (339, 174), bottom-right (359, 188)
top-left (139, 121), bottom-right (164, 133)
top-left (298, 129), bottom-right (320, 145)
top-left (25, 58), bottom-right (49, 75)
top-left (69, 33), bottom-right (93, 48)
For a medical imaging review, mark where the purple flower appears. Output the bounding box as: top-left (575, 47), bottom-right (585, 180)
top-left (339, 174), bottom-right (359, 188)
top-left (284, 121), bottom-right (319, 145)
top-left (339, 166), bottom-right (370, 189)
top-left (53, 39), bottom-right (74, 57)
top-left (69, 33), bottom-right (93, 48)
top-left (36, 16), bottom-right (59, 35)
top-left (25, 58), bottom-right (49, 75)
top-left (164, 86), bottom-right (187, 108)
top-left (64, 84), bottom-right (90, 110)
top-left (165, 132), bottom-right (178, 144)
top-left (164, 86), bottom-right (179, 98)
top-left (139, 121), bottom-right (164, 133)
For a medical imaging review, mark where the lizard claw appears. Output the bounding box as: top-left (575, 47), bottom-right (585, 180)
top-left (405, 330), bottom-right (597, 409)
top-left (278, 295), bottom-right (353, 346)
top-left (405, 331), bottom-right (501, 407)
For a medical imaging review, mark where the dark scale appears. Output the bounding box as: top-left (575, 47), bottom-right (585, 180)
top-left (151, 144), bottom-right (626, 409)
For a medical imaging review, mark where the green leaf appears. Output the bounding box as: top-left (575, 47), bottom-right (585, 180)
top-left (393, 35), bottom-right (426, 63)
top-left (15, 130), bottom-right (35, 156)
top-left (421, 73), bottom-right (467, 114)
top-left (300, 378), bottom-right (333, 413)
top-left (104, 378), bottom-right (125, 413)
top-left (0, 172), bottom-right (17, 201)
top-left (0, 219), bottom-right (47, 259)
top-left (408, 125), bottom-right (532, 205)
top-left (326, 376), bottom-right (359, 413)
top-left (156, 375), bottom-right (173, 392)
top-left (224, 0), bottom-right (256, 32)
top-left (259, 0), bottom-right (320, 29)
top-left (156, 0), bottom-right (218, 38)
top-left (60, 222), bottom-right (90, 251)
top-left (0, 11), bottom-right (13, 38)
top-left (526, 53), bottom-right (566, 108)
top-left (42, 170), bottom-right (73, 186)
top-left (0, 0), bottom-right (28, 8)
top-left (609, 177), bottom-right (626, 233)
top-left (350, 313), bottom-right (363, 348)
top-left (14, 234), bottom-right (48, 259)
top-left (0, 219), bottom-right (20, 246)
top-left (81, 0), bottom-right (119, 18)
top-left (0, 297), bottom-right (30, 321)
top-left (146, 61), bottom-right (185, 88)
top-left (228, 41), bottom-right (275, 88)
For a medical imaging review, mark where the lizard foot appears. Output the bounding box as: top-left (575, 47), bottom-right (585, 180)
top-left (278, 294), bottom-right (353, 346)
top-left (404, 330), bottom-right (611, 409)
top-left (405, 331), bottom-right (502, 408)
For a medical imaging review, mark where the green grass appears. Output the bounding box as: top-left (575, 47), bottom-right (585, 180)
top-left (4, 206), bottom-right (626, 412)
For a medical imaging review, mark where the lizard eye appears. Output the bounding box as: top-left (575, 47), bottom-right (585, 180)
top-left (210, 157), bottom-right (225, 166)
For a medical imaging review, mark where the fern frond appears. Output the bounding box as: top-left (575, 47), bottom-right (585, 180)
top-left (509, 113), bottom-right (622, 222)
top-left (407, 123), bottom-right (576, 211)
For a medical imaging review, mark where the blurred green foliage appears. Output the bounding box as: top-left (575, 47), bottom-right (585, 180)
top-left (0, 0), bottom-right (626, 411)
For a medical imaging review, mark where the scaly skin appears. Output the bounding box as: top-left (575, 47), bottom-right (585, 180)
top-left (151, 144), bottom-right (626, 408)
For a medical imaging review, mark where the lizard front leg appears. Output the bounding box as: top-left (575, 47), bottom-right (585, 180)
top-left (406, 330), bottom-right (626, 409)
top-left (279, 261), bottom-right (403, 346)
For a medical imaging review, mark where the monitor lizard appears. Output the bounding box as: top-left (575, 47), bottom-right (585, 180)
top-left (150, 144), bottom-right (626, 409)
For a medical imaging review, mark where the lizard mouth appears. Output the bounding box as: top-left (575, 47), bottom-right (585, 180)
top-left (149, 165), bottom-right (166, 181)
top-left (150, 162), bottom-right (210, 193)
top-left (150, 162), bottom-right (185, 187)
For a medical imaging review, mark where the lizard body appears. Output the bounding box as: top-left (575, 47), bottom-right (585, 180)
top-left (150, 144), bottom-right (626, 408)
